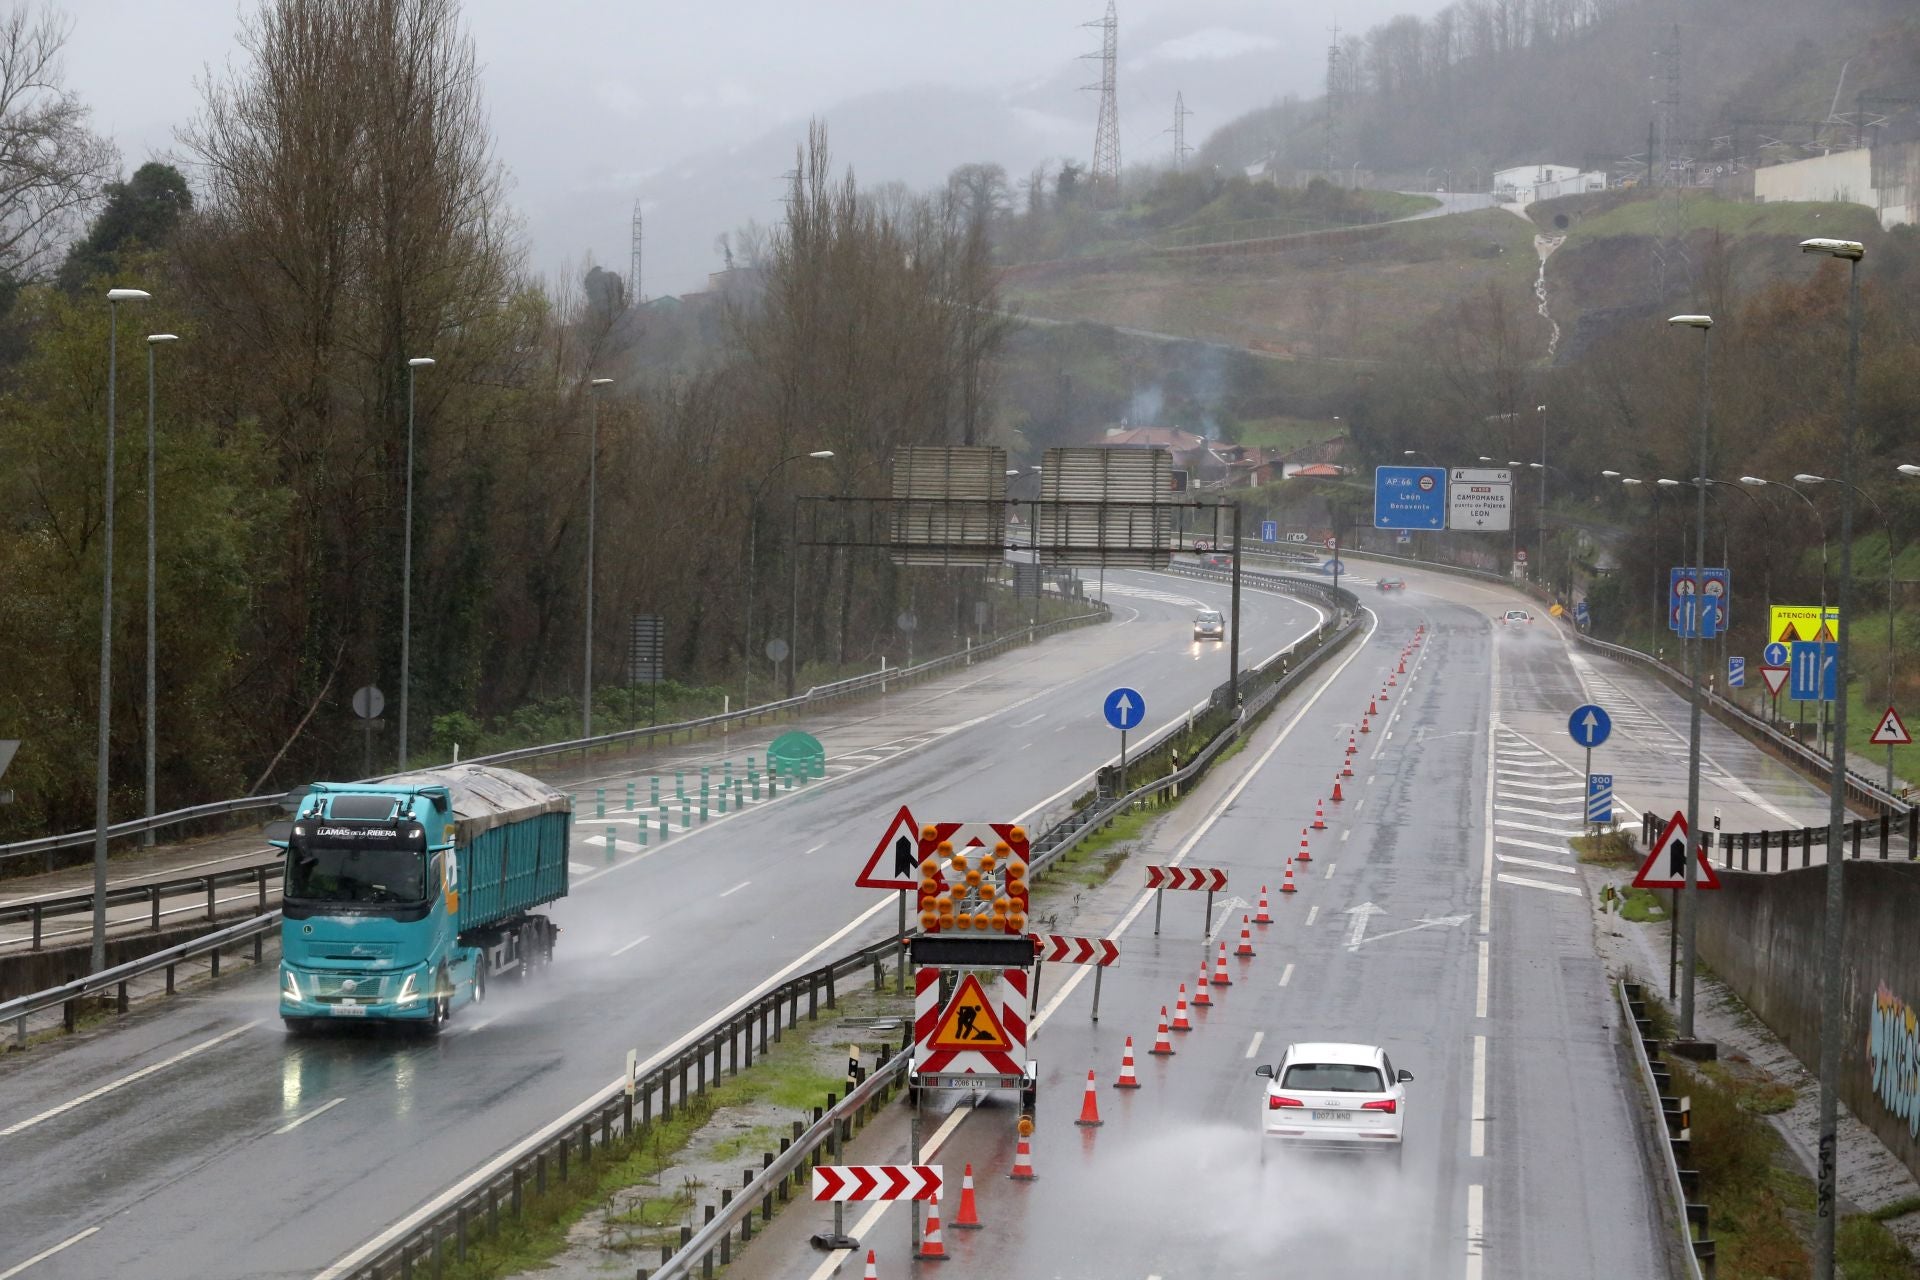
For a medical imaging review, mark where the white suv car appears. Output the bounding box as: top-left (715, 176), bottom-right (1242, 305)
top-left (1255, 1041), bottom-right (1412, 1161)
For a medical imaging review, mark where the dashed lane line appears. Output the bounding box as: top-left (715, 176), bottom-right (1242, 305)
top-left (0, 1228), bottom-right (101, 1280)
top-left (1, 1022), bottom-right (259, 1136)
top-left (274, 1097), bottom-right (345, 1135)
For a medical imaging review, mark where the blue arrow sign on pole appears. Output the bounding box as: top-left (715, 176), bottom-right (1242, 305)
top-left (1586, 774), bottom-right (1614, 824)
top-left (1104, 687), bottom-right (1146, 731)
top-left (1763, 640), bottom-right (1789, 667)
top-left (1568, 703), bottom-right (1612, 748)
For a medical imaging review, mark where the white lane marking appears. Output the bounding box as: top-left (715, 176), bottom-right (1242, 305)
top-left (1026, 607), bottom-right (1382, 1035)
top-left (1470, 1034), bottom-right (1487, 1157)
top-left (718, 880), bottom-right (750, 899)
top-left (1305, 905), bottom-right (1320, 927)
top-left (1495, 854), bottom-right (1577, 875)
top-left (1497, 779), bottom-right (1584, 793)
top-left (1, 1021), bottom-right (259, 1136)
top-left (805, 1098), bottom-right (974, 1280)
top-left (1493, 759), bottom-right (1566, 773)
top-left (1496, 873), bottom-right (1585, 897)
top-left (804, 842), bottom-right (826, 855)
top-left (1495, 802), bottom-right (1578, 820)
top-left (1324, 862), bottom-right (1337, 879)
top-left (1496, 835), bottom-right (1567, 854)
top-left (1012, 713), bottom-right (1046, 729)
top-left (567, 861), bottom-right (593, 873)
top-left (610, 934), bottom-right (651, 957)
top-left (0, 1227), bottom-right (101, 1280)
top-left (1480, 646), bottom-right (1499, 935)
top-left (274, 1097), bottom-right (345, 1135)
top-left (1495, 819), bottom-right (1584, 837)
top-left (1280, 963), bottom-right (1294, 987)
top-left (1340, 830), bottom-right (1351, 842)
top-left (1244, 1030), bottom-right (1265, 1059)
top-left (1354, 799), bottom-right (1366, 813)
top-left (1466, 1184), bottom-right (1485, 1280)
top-left (460, 1018), bottom-right (495, 1036)
top-left (1475, 941), bottom-right (1489, 1018)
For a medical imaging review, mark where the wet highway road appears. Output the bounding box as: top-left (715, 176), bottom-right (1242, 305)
top-left (739, 573), bottom-right (1688, 1280)
top-left (0, 570), bottom-right (1324, 1280)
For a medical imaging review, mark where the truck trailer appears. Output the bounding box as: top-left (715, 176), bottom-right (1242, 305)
top-left (273, 764), bottom-right (571, 1032)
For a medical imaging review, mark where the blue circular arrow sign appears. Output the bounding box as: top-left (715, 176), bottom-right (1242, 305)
top-left (1763, 640), bottom-right (1789, 667)
top-left (1104, 687), bottom-right (1146, 731)
top-left (1568, 703), bottom-right (1612, 749)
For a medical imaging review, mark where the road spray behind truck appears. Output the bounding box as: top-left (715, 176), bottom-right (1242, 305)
top-left (272, 764), bottom-right (571, 1031)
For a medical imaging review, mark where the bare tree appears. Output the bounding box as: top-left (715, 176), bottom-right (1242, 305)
top-left (0, 4), bottom-right (115, 284)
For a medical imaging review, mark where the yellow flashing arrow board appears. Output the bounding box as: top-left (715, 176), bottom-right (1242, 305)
top-left (927, 974), bottom-right (1012, 1051)
top-left (1770, 605), bottom-right (1840, 645)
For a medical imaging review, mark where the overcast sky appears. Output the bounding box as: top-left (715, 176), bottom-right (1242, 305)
top-left (63, 0), bottom-right (1442, 293)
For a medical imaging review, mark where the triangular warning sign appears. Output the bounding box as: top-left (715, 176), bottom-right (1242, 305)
top-left (1633, 810), bottom-right (1722, 890)
top-left (927, 974), bottom-right (1011, 1051)
top-left (1777, 621), bottom-right (1801, 643)
top-left (1761, 666), bottom-right (1790, 696)
top-left (1871, 706), bottom-right (1913, 747)
top-left (1815, 620), bottom-right (1836, 643)
top-left (856, 805), bottom-right (923, 891)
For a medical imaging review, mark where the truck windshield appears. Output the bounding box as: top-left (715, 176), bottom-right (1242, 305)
top-left (286, 843), bottom-right (428, 906)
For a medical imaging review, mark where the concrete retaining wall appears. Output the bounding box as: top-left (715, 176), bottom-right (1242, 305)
top-left (1695, 861), bottom-right (1920, 1180)
top-left (1, 916), bottom-right (254, 1002)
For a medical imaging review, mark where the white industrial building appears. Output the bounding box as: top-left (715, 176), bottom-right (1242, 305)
top-left (1492, 163), bottom-right (1606, 205)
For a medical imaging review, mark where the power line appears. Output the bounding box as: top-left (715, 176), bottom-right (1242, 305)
top-left (1081, 2), bottom-right (1120, 198)
top-left (1323, 27), bottom-right (1342, 176)
top-left (628, 200), bottom-right (643, 309)
top-left (1169, 91), bottom-right (1194, 169)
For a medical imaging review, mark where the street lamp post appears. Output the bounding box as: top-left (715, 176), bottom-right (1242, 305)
top-left (1606, 472), bottom-right (1658, 644)
top-left (94, 287), bottom-right (150, 972)
top-left (1667, 312), bottom-right (1713, 1044)
top-left (142, 333), bottom-right (178, 847)
top-left (398, 357), bottom-right (434, 771)
top-left (1802, 235), bottom-right (1865, 1280)
top-left (582, 377), bottom-right (614, 743)
top-left (744, 450), bottom-right (834, 707)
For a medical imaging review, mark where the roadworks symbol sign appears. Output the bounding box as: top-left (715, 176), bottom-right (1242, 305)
top-left (927, 974), bottom-right (1011, 1052)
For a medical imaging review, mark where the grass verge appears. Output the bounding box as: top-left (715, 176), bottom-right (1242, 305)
top-left (1573, 829), bottom-right (1639, 867)
top-left (1620, 887), bottom-right (1669, 923)
top-left (1046, 808), bottom-right (1158, 890)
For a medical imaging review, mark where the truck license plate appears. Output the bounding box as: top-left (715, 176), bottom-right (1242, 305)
top-left (330, 1003), bottom-right (367, 1017)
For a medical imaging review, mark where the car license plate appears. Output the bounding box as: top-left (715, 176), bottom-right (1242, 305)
top-left (1311, 1109), bottom-right (1350, 1121)
top-left (330, 1002), bottom-right (367, 1017)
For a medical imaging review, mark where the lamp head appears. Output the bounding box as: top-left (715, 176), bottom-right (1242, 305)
top-left (407, 357), bottom-right (435, 368)
top-left (1600, 470), bottom-right (1621, 477)
top-left (147, 333), bottom-right (179, 345)
top-left (808, 450), bottom-right (835, 459)
top-left (590, 377), bottom-right (614, 387)
top-left (106, 288), bottom-right (151, 302)
top-left (1739, 476), bottom-right (1767, 487)
top-left (1620, 477), bottom-right (1644, 487)
top-left (1899, 465), bottom-right (1920, 478)
top-left (1666, 314), bottom-right (1713, 329)
top-left (1657, 478), bottom-right (1682, 487)
top-left (1800, 237), bottom-right (1864, 262)
top-left (1793, 473), bottom-right (1825, 485)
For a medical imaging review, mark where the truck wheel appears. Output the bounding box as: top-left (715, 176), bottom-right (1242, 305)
top-left (472, 961), bottom-right (487, 1006)
top-left (425, 963), bottom-right (451, 1033)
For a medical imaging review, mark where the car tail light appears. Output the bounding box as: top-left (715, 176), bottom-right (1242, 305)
top-left (1267, 1095), bottom-right (1304, 1110)
top-left (1362, 1098), bottom-right (1398, 1114)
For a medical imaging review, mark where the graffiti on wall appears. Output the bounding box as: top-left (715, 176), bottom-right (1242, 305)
top-left (1870, 983), bottom-right (1920, 1140)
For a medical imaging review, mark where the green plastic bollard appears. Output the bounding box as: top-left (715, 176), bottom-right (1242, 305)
top-left (659, 804), bottom-right (668, 839)
top-left (596, 788), bottom-right (606, 819)
top-left (700, 798), bottom-right (709, 823)
top-left (626, 781), bottom-right (635, 811)
top-left (676, 771), bottom-right (685, 800)
top-left (604, 826), bottom-right (616, 865)
top-left (638, 821), bottom-right (648, 848)
top-left (651, 776), bottom-right (660, 806)
top-left (717, 784), bottom-right (728, 814)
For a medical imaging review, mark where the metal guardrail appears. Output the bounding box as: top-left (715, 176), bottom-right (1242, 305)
top-left (346, 934), bottom-right (910, 1280)
top-left (2, 911), bottom-right (280, 1045)
top-left (1640, 809), bottom-right (1919, 872)
top-left (1, 862), bottom-right (281, 951)
top-left (1575, 632), bottom-right (1913, 818)
top-left (1617, 980), bottom-right (1714, 1278)
top-left (0, 605), bottom-right (1112, 868)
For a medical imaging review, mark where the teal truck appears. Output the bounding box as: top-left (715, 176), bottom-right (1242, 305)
top-left (273, 764), bottom-right (571, 1032)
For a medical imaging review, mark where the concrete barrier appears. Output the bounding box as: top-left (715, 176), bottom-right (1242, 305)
top-left (1694, 861), bottom-right (1920, 1181)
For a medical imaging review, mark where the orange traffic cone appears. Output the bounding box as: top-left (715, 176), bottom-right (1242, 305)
top-left (1341, 754), bottom-right (1354, 777)
top-left (1281, 859), bottom-right (1298, 893)
top-left (1331, 779), bottom-right (1346, 801)
top-left (1297, 829), bottom-right (1312, 863)
top-left (1150, 1010), bottom-right (1175, 1055)
top-left (1213, 942), bottom-right (1233, 987)
top-left (1368, 699), bottom-right (1378, 717)
top-left (1346, 735), bottom-right (1358, 755)
top-left (920, 1201), bottom-right (950, 1259)
top-left (1388, 672), bottom-right (1398, 687)
top-left (1115, 1037), bottom-right (1141, 1087)
top-left (865, 1248), bottom-right (880, 1280)
top-left (1312, 800), bottom-right (1327, 831)
top-left (1010, 1135), bottom-right (1038, 1181)
top-left (1235, 915), bottom-right (1256, 957)
top-left (1397, 658), bottom-right (1406, 674)
top-left (1194, 966), bottom-right (1213, 1007)
top-left (1076, 1069), bottom-right (1103, 1127)
top-left (1255, 885), bottom-right (1273, 924)
top-left (953, 1165), bottom-right (983, 1229)
top-left (1171, 984), bottom-right (1193, 1030)
top-left (1360, 716), bottom-right (1370, 734)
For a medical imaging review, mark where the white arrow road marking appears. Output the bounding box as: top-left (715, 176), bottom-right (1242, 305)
top-left (1343, 901), bottom-right (1385, 949)
top-left (1206, 896), bottom-right (1250, 940)
top-left (1348, 913), bottom-right (1470, 951)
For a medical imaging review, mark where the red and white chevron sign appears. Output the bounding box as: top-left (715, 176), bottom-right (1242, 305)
top-left (1145, 865), bottom-right (1227, 891)
top-left (1032, 934), bottom-right (1120, 966)
top-left (811, 1164), bottom-right (943, 1203)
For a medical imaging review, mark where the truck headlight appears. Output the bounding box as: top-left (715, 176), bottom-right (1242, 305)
top-left (282, 968), bottom-right (302, 1003)
top-left (396, 972), bottom-right (419, 1006)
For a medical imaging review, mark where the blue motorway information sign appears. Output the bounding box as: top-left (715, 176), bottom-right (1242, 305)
top-left (1260, 520), bottom-right (1278, 543)
top-left (1586, 774), bottom-right (1614, 825)
top-left (1373, 466), bottom-right (1447, 530)
top-left (1789, 641), bottom-right (1838, 702)
top-left (1727, 656), bottom-right (1746, 688)
top-left (1669, 567), bottom-right (1730, 638)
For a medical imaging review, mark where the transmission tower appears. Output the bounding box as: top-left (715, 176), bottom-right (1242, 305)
top-left (1323, 28), bottom-right (1342, 177)
top-left (1169, 91), bottom-right (1194, 169)
top-left (1655, 22), bottom-right (1682, 185)
top-left (628, 200), bottom-right (643, 308)
top-left (1081, 2), bottom-right (1120, 197)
